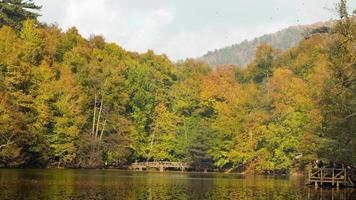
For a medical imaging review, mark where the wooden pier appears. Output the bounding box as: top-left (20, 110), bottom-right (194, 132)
top-left (307, 168), bottom-right (355, 188)
top-left (129, 161), bottom-right (189, 172)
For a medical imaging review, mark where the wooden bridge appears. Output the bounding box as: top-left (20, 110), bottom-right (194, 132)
top-left (307, 168), bottom-right (355, 188)
top-left (129, 161), bottom-right (190, 172)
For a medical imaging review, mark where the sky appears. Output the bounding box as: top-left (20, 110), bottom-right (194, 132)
top-left (36, 0), bottom-right (356, 61)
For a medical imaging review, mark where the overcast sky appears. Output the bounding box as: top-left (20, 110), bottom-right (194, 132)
top-left (36, 0), bottom-right (355, 61)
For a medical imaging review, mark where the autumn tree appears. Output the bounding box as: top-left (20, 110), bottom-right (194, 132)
top-left (319, 0), bottom-right (356, 165)
top-left (247, 44), bottom-right (280, 83)
top-left (259, 69), bottom-right (317, 173)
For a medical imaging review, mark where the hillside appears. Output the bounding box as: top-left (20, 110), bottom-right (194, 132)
top-left (199, 21), bottom-right (332, 68)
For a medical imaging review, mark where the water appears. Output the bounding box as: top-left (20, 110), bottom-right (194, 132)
top-left (0, 169), bottom-right (354, 200)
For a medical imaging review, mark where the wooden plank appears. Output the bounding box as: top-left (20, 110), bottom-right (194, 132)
top-left (306, 167), bottom-right (356, 188)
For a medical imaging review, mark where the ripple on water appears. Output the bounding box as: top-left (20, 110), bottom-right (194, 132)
top-left (0, 169), bottom-right (355, 200)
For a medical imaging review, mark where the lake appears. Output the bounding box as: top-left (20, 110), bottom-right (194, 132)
top-left (0, 169), bottom-right (354, 200)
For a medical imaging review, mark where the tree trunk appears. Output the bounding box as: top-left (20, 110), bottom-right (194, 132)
top-left (249, 131), bottom-right (253, 143)
top-left (92, 93), bottom-right (97, 136)
top-left (147, 133), bottom-right (155, 161)
top-left (99, 120), bottom-right (107, 140)
top-left (95, 98), bottom-right (103, 137)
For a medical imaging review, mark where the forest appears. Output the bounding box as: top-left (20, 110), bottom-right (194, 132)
top-left (200, 21), bottom-right (332, 68)
top-left (0, 0), bottom-right (354, 174)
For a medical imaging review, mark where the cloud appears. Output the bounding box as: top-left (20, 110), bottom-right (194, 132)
top-left (127, 8), bottom-right (175, 52)
top-left (150, 9), bottom-right (174, 25)
top-left (36, 0), bottom-right (355, 61)
top-left (61, 0), bottom-right (123, 37)
top-left (40, 0), bottom-right (175, 55)
top-left (158, 20), bottom-right (291, 60)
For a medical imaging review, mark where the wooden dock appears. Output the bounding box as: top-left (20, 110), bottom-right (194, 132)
top-left (129, 161), bottom-right (189, 172)
top-left (307, 168), bottom-right (355, 188)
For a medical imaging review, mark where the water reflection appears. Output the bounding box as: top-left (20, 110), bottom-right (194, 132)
top-left (0, 169), bottom-right (354, 200)
top-left (306, 187), bottom-right (355, 200)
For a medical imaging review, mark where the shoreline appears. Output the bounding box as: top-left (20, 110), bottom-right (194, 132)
top-left (0, 167), bottom-right (303, 177)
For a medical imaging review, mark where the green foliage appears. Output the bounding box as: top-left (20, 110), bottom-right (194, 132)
top-left (187, 119), bottom-right (215, 169)
top-left (255, 69), bottom-right (315, 173)
top-left (148, 102), bottom-right (180, 161)
top-left (319, 7), bottom-right (356, 165)
top-left (20, 19), bottom-right (44, 65)
top-left (0, 0), bottom-right (41, 30)
top-left (247, 44), bottom-right (279, 83)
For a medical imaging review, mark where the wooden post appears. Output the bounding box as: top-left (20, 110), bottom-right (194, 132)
top-left (344, 169), bottom-right (347, 186)
top-left (159, 166), bottom-right (164, 172)
top-left (331, 188), bottom-right (334, 200)
top-left (332, 169), bottom-right (335, 186)
top-left (321, 168), bottom-right (323, 186)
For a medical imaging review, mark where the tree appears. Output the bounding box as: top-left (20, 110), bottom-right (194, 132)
top-left (319, 1), bottom-right (356, 165)
top-left (253, 69), bottom-right (317, 173)
top-left (247, 44), bottom-right (280, 83)
top-left (125, 50), bottom-right (176, 160)
top-left (187, 119), bottom-right (215, 170)
top-left (46, 67), bottom-right (85, 167)
top-left (168, 60), bottom-right (210, 162)
top-left (148, 102), bottom-right (180, 161)
top-left (20, 19), bottom-right (44, 65)
top-left (0, 0), bottom-right (41, 30)
top-left (0, 86), bottom-right (26, 167)
top-left (0, 25), bottom-right (48, 167)
top-left (200, 66), bottom-right (243, 169)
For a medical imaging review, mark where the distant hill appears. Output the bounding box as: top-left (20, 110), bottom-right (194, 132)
top-left (199, 21), bottom-right (333, 68)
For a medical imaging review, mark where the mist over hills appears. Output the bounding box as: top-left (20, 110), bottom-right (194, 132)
top-left (199, 21), bottom-right (333, 68)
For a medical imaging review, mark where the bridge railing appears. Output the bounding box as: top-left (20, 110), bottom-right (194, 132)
top-left (130, 161), bottom-right (189, 168)
top-left (307, 168), bottom-right (352, 187)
